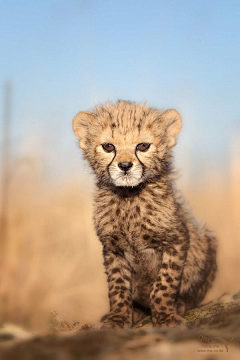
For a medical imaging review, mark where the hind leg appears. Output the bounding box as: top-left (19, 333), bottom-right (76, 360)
top-left (176, 294), bottom-right (197, 316)
top-left (177, 230), bottom-right (217, 316)
top-left (177, 251), bottom-right (217, 316)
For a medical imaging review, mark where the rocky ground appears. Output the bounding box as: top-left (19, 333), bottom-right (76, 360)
top-left (0, 292), bottom-right (240, 359)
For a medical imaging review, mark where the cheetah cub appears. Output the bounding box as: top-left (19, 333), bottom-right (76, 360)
top-left (73, 100), bottom-right (217, 329)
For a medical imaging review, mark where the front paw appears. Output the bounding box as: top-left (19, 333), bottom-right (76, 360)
top-left (98, 313), bottom-right (132, 330)
top-left (153, 312), bottom-right (186, 328)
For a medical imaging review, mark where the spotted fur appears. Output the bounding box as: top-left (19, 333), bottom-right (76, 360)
top-left (73, 100), bottom-right (217, 328)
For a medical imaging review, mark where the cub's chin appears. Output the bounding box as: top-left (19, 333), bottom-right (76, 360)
top-left (112, 175), bottom-right (142, 188)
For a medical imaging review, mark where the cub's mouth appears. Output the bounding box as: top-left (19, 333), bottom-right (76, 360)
top-left (109, 164), bottom-right (144, 187)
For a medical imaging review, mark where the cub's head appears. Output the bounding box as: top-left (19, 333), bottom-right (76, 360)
top-left (73, 100), bottom-right (181, 187)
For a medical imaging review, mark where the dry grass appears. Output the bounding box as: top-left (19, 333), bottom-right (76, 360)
top-left (0, 160), bottom-right (239, 332)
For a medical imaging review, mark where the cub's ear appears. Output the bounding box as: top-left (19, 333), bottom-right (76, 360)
top-left (161, 109), bottom-right (182, 148)
top-left (72, 111), bottom-right (95, 150)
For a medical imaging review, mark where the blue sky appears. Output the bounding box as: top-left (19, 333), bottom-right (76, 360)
top-left (1, 0), bottom-right (240, 183)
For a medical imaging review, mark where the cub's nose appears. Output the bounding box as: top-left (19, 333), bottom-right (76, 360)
top-left (118, 162), bottom-right (133, 171)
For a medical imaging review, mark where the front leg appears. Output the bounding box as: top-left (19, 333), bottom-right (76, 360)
top-left (151, 240), bottom-right (188, 327)
top-left (100, 244), bottom-right (133, 329)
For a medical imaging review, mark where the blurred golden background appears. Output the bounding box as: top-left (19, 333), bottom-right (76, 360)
top-left (1, 1), bottom-right (240, 332)
top-left (0, 156), bottom-right (239, 331)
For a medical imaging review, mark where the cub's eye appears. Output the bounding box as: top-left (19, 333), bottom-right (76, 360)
top-left (102, 143), bottom-right (115, 152)
top-left (136, 143), bottom-right (150, 152)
